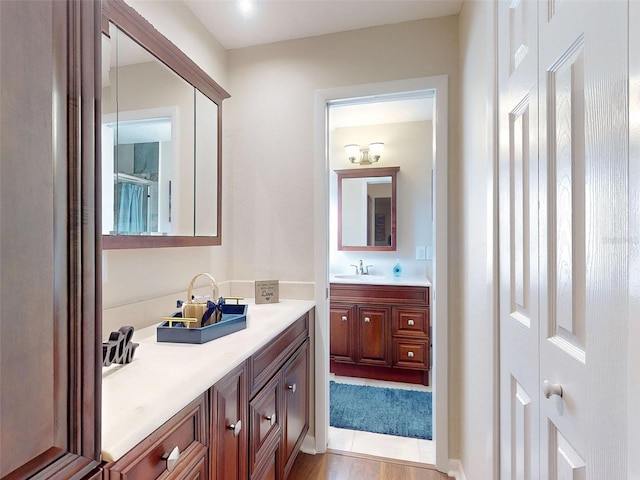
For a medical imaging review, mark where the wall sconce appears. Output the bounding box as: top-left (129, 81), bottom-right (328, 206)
top-left (344, 142), bottom-right (384, 165)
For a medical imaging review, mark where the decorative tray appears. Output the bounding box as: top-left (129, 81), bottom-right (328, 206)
top-left (156, 304), bottom-right (248, 344)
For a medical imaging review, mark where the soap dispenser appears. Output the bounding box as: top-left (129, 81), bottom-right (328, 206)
top-left (392, 259), bottom-right (402, 277)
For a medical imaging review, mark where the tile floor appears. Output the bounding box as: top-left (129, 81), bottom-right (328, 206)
top-left (328, 374), bottom-right (435, 465)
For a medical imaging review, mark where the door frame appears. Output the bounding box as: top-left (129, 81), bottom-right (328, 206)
top-left (312, 74), bottom-right (449, 472)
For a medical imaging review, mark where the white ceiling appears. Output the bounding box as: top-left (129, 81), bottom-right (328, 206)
top-left (182, 0), bottom-right (463, 50)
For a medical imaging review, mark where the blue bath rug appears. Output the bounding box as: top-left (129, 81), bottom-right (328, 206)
top-left (329, 381), bottom-right (432, 440)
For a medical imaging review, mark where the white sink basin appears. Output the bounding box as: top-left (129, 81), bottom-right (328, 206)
top-left (333, 274), bottom-right (386, 280)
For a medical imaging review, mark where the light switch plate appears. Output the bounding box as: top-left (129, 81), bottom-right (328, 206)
top-left (416, 245), bottom-right (426, 260)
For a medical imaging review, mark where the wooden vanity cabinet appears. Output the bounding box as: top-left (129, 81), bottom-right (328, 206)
top-left (330, 283), bottom-right (430, 385)
top-left (103, 395), bottom-right (208, 480)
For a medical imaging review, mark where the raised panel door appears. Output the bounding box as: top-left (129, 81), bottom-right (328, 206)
top-left (329, 303), bottom-right (355, 363)
top-left (356, 306), bottom-right (391, 366)
top-left (282, 340), bottom-right (309, 479)
top-left (211, 363), bottom-right (248, 480)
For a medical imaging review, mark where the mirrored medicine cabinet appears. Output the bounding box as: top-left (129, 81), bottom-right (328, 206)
top-left (101, 0), bottom-right (230, 249)
top-left (335, 166), bottom-right (399, 251)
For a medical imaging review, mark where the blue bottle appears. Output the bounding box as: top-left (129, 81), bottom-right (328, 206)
top-left (392, 259), bottom-right (402, 277)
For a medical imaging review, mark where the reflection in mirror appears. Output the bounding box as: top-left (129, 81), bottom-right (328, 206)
top-left (335, 166), bottom-right (399, 251)
top-left (101, 0), bottom-right (229, 249)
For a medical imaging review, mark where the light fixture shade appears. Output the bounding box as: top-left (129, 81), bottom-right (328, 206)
top-left (369, 142), bottom-right (384, 156)
top-left (344, 144), bottom-right (360, 158)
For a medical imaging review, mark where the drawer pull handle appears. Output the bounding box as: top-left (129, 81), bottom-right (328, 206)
top-left (228, 419), bottom-right (242, 437)
top-left (408, 319), bottom-right (415, 326)
top-left (287, 383), bottom-right (297, 394)
top-left (265, 413), bottom-right (277, 426)
top-left (364, 317), bottom-right (371, 323)
top-left (341, 315), bottom-right (348, 322)
top-left (407, 351), bottom-right (415, 358)
top-left (162, 446), bottom-right (180, 473)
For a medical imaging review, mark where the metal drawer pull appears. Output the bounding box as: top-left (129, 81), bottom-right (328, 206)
top-left (265, 413), bottom-right (277, 426)
top-left (407, 351), bottom-right (415, 358)
top-left (364, 317), bottom-right (371, 323)
top-left (287, 383), bottom-right (297, 394)
top-left (162, 446), bottom-right (180, 472)
top-left (341, 315), bottom-right (348, 322)
top-left (543, 380), bottom-right (563, 399)
top-left (228, 419), bottom-right (242, 437)
top-left (408, 319), bottom-right (415, 326)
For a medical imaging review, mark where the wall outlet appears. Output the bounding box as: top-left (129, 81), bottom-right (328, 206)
top-left (416, 245), bottom-right (426, 260)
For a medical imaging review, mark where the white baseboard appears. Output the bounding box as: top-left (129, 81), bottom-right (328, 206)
top-left (300, 435), bottom-right (317, 455)
top-left (448, 459), bottom-right (467, 480)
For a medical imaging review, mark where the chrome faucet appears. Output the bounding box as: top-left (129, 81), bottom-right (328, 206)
top-left (350, 259), bottom-right (373, 275)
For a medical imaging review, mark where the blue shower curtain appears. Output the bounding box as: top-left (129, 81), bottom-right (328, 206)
top-left (117, 182), bottom-right (146, 233)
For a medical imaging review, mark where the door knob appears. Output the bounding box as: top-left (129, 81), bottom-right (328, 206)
top-left (287, 383), bottom-right (297, 394)
top-left (543, 380), bottom-right (563, 399)
top-left (265, 413), bottom-right (276, 426)
top-left (408, 319), bottom-right (415, 326)
top-left (364, 317), bottom-right (371, 323)
top-left (407, 351), bottom-right (415, 358)
top-left (341, 315), bottom-right (348, 322)
top-left (228, 419), bottom-right (242, 437)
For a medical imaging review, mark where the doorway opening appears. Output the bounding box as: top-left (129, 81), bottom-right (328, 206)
top-left (312, 75), bottom-right (449, 472)
top-left (327, 91), bottom-right (434, 462)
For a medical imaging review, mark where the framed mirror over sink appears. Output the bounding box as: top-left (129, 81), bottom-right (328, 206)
top-left (335, 166), bottom-right (399, 251)
top-left (101, 0), bottom-right (230, 249)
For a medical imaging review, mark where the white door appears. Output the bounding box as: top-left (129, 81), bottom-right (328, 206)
top-left (499, 1), bottom-right (629, 478)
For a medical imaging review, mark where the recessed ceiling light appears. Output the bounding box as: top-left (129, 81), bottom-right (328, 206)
top-left (238, 0), bottom-right (253, 15)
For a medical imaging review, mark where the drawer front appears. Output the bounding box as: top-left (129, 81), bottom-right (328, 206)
top-left (249, 373), bottom-right (281, 474)
top-left (157, 443), bottom-right (207, 480)
top-left (393, 339), bottom-right (429, 370)
top-left (104, 395), bottom-right (207, 480)
top-left (249, 313), bottom-right (309, 396)
top-left (393, 307), bottom-right (429, 337)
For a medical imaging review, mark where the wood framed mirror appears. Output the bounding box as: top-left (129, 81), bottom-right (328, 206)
top-left (101, 0), bottom-right (229, 249)
top-left (335, 166), bottom-right (399, 251)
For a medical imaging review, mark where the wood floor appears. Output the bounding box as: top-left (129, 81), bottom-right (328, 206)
top-left (288, 450), bottom-right (450, 480)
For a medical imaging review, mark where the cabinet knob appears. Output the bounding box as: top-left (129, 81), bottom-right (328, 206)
top-left (408, 319), bottom-right (415, 326)
top-left (162, 446), bottom-right (180, 473)
top-left (543, 380), bottom-right (563, 399)
top-left (287, 383), bottom-right (297, 394)
top-left (228, 419), bottom-right (242, 437)
top-left (407, 351), bottom-right (415, 358)
top-left (364, 317), bottom-right (371, 323)
top-left (341, 315), bottom-right (348, 322)
top-left (265, 412), bottom-right (277, 426)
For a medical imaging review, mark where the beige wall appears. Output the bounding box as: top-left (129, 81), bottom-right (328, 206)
top-left (458, 1), bottom-right (497, 478)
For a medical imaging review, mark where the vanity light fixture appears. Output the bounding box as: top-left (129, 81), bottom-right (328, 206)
top-left (344, 142), bottom-right (384, 165)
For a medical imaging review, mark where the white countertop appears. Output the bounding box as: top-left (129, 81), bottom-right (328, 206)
top-left (330, 275), bottom-right (431, 287)
top-left (101, 298), bottom-right (315, 463)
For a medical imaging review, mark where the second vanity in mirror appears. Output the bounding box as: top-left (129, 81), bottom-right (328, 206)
top-left (102, 0), bottom-right (229, 249)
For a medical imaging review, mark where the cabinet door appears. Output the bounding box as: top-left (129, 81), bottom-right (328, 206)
top-left (357, 306), bottom-right (391, 366)
top-left (211, 363), bottom-right (248, 480)
top-left (329, 303), bottom-right (355, 362)
top-left (0, 1), bottom-right (101, 478)
top-left (282, 340), bottom-right (309, 479)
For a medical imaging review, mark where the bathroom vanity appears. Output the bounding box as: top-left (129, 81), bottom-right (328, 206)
top-left (330, 278), bottom-right (431, 385)
top-left (101, 299), bottom-right (313, 480)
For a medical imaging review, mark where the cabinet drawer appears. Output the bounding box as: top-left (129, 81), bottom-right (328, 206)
top-left (393, 307), bottom-right (429, 337)
top-left (249, 373), bottom-right (281, 474)
top-left (104, 395), bottom-right (207, 480)
top-left (393, 339), bottom-right (430, 370)
top-left (249, 313), bottom-right (309, 397)
top-left (157, 443), bottom-right (207, 480)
